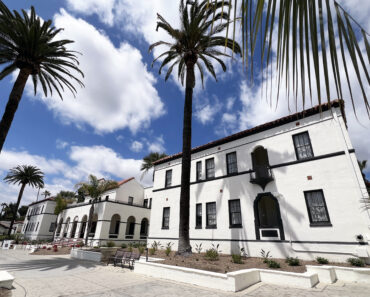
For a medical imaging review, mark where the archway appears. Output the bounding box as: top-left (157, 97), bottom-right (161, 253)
top-left (109, 214), bottom-right (121, 238)
top-left (63, 217), bottom-right (70, 237)
top-left (254, 193), bottom-right (285, 240)
top-left (140, 218), bottom-right (149, 239)
top-left (56, 218), bottom-right (63, 236)
top-left (89, 214), bottom-right (98, 237)
top-left (125, 216), bottom-right (136, 239)
top-left (70, 216), bottom-right (79, 238)
top-left (79, 215), bottom-right (87, 238)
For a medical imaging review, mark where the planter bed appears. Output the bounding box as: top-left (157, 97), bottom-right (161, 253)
top-left (31, 246), bottom-right (71, 255)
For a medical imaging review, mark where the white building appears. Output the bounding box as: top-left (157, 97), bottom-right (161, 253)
top-left (55, 177), bottom-right (152, 246)
top-left (22, 198), bottom-right (57, 240)
top-left (148, 100), bottom-right (370, 262)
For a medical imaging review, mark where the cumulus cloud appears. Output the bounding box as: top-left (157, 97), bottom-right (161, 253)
top-left (147, 135), bottom-right (166, 153)
top-left (35, 9), bottom-right (165, 134)
top-left (130, 140), bottom-right (144, 153)
top-left (56, 139), bottom-right (69, 150)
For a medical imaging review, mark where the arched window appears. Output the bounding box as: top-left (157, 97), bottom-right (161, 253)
top-left (70, 216), bottom-right (79, 238)
top-left (140, 218), bottom-right (149, 239)
top-left (63, 217), bottom-right (70, 237)
top-left (109, 214), bottom-right (121, 238)
top-left (56, 218), bottom-right (63, 236)
top-left (79, 215), bottom-right (87, 238)
top-left (125, 216), bottom-right (136, 239)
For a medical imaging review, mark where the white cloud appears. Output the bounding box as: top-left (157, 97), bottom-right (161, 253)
top-left (147, 135), bottom-right (165, 153)
top-left (34, 9), bottom-right (165, 134)
top-left (130, 141), bottom-right (143, 153)
top-left (116, 135), bottom-right (124, 143)
top-left (56, 139), bottom-right (69, 150)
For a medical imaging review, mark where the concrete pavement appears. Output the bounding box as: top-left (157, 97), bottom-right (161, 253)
top-left (0, 249), bottom-right (369, 297)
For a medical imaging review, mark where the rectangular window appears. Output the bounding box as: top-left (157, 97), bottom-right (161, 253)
top-left (143, 199), bottom-right (148, 208)
top-left (228, 199), bottom-right (242, 228)
top-left (226, 152), bottom-right (238, 175)
top-left (49, 223), bottom-right (55, 232)
top-left (304, 190), bottom-right (331, 226)
top-left (293, 132), bottom-right (314, 160)
top-left (35, 222), bottom-right (39, 231)
top-left (195, 204), bottom-right (202, 228)
top-left (162, 207), bottom-right (170, 229)
top-left (149, 198), bottom-right (152, 209)
top-left (205, 158), bottom-right (215, 179)
top-left (206, 202), bottom-right (217, 228)
top-left (196, 161), bottom-right (202, 181)
top-left (165, 170), bottom-right (172, 187)
top-left (128, 196), bottom-right (133, 205)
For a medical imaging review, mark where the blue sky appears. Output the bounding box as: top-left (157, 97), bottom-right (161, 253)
top-left (0, 0), bottom-right (369, 205)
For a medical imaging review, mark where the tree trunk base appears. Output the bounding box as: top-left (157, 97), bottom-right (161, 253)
top-left (176, 246), bottom-right (192, 256)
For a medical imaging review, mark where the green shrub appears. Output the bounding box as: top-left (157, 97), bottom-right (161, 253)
top-left (133, 242), bottom-right (140, 248)
top-left (260, 249), bottom-right (272, 263)
top-left (286, 257), bottom-right (300, 266)
top-left (266, 260), bottom-right (280, 268)
top-left (138, 246), bottom-right (145, 255)
top-left (149, 248), bottom-right (155, 255)
top-left (165, 242), bottom-right (173, 256)
top-left (121, 243), bottom-right (127, 249)
top-left (205, 248), bottom-right (219, 261)
top-left (194, 243), bottom-right (203, 254)
top-left (151, 241), bottom-right (161, 251)
top-left (231, 254), bottom-right (244, 264)
top-left (106, 241), bottom-right (115, 247)
top-left (93, 246), bottom-right (99, 249)
top-left (316, 257), bottom-right (329, 264)
top-left (347, 257), bottom-right (365, 267)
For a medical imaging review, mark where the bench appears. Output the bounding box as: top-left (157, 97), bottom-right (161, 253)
top-left (125, 253), bottom-right (141, 269)
top-left (0, 271), bottom-right (14, 289)
top-left (107, 250), bottom-right (127, 267)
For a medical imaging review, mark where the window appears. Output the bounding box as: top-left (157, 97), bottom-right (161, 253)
top-left (205, 158), bottom-right (215, 179)
top-left (293, 132), bottom-right (314, 160)
top-left (49, 223), bottom-right (55, 232)
top-left (165, 170), bottom-right (172, 187)
top-left (128, 196), bottom-right (133, 205)
top-left (143, 199), bottom-right (148, 208)
top-left (195, 204), bottom-right (202, 228)
top-left (149, 198), bottom-right (152, 209)
top-left (196, 161), bottom-right (202, 181)
top-left (304, 190), bottom-right (331, 226)
top-left (40, 205), bottom-right (44, 214)
top-left (206, 202), bottom-right (217, 228)
top-left (162, 207), bottom-right (170, 229)
top-left (226, 152), bottom-right (238, 175)
top-left (228, 199), bottom-right (242, 228)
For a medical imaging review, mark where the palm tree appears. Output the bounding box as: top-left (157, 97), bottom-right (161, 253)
top-left (0, 202), bottom-right (7, 218)
top-left (225, 0), bottom-right (369, 115)
top-left (0, 3), bottom-right (84, 152)
top-left (41, 190), bottom-right (51, 199)
top-left (75, 175), bottom-right (118, 245)
top-left (150, 0), bottom-right (241, 254)
top-left (3, 165), bottom-right (44, 235)
top-left (141, 152), bottom-right (168, 180)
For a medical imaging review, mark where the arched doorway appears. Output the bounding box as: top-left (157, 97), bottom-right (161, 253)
top-left (79, 215), bottom-right (87, 238)
top-left (63, 217), bottom-right (70, 237)
top-left (56, 218), bottom-right (63, 237)
top-left (125, 216), bottom-right (136, 239)
top-left (250, 146), bottom-right (273, 189)
top-left (140, 218), bottom-right (149, 239)
top-left (109, 214), bottom-right (121, 238)
top-left (254, 193), bottom-right (285, 240)
top-left (89, 214), bottom-right (98, 237)
top-left (70, 216), bottom-right (79, 238)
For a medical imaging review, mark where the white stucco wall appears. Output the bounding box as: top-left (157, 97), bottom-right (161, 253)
top-left (148, 107), bottom-right (370, 262)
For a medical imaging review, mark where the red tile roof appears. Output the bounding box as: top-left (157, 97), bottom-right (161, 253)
top-left (29, 197), bottom-right (56, 206)
top-left (117, 177), bottom-right (135, 186)
top-left (154, 99), bottom-right (346, 165)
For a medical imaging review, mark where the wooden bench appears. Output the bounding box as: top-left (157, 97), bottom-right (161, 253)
top-left (107, 250), bottom-right (127, 267)
top-left (126, 253), bottom-right (141, 269)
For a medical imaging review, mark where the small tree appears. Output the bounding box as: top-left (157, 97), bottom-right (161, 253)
top-left (4, 165), bottom-right (44, 235)
top-left (53, 191), bottom-right (76, 240)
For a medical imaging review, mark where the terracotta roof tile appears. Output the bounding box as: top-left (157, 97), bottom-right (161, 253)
top-left (117, 177), bottom-right (135, 186)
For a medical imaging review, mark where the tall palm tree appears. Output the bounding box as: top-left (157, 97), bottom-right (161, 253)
top-left (41, 190), bottom-right (51, 199)
top-left (3, 165), bottom-right (44, 235)
top-left (150, 0), bottom-right (241, 254)
top-left (75, 175), bottom-right (118, 245)
top-left (225, 0), bottom-right (369, 116)
top-left (141, 152), bottom-right (168, 180)
top-left (0, 3), bottom-right (84, 152)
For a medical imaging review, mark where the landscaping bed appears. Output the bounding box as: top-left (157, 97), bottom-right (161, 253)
top-left (32, 246), bottom-right (71, 255)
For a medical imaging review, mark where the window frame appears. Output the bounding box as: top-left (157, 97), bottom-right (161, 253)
top-left (226, 152), bottom-right (238, 175)
top-left (195, 203), bottom-right (202, 229)
top-left (205, 158), bottom-right (215, 180)
top-left (304, 190), bottom-right (332, 227)
top-left (165, 169), bottom-right (172, 188)
top-left (228, 199), bottom-right (242, 228)
top-left (292, 131), bottom-right (314, 160)
top-left (128, 196), bottom-right (134, 205)
top-left (143, 199), bottom-right (148, 208)
top-left (162, 207), bottom-right (170, 229)
top-left (206, 202), bottom-right (217, 229)
top-left (196, 161), bottom-right (202, 181)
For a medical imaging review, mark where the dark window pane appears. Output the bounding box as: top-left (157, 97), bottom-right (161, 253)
top-left (227, 152), bottom-right (238, 174)
top-left (305, 191), bottom-right (330, 224)
top-left (165, 170), bottom-right (172, 187)
top-left (162, 207), bottom-right (170, 229)
top-left (229, 200), bottom-right (242, 226)
top-left (128, 196), bottom-right (133, 205)
top-left (196, 161), bottom-right (202, 181)
top-left (206, 158), bottom-right (215, 179)
top-left (206, 202), bottom-right (217, 227)
top-left (293, 132), bottom-right (313, 160)
top-left (196, 204), bottom-right (202, 227)
top-left (258, 196), bottom-right (279, 227)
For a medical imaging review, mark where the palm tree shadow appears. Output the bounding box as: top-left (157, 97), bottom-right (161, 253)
top-left (1, 257), bottom-right (102, 272)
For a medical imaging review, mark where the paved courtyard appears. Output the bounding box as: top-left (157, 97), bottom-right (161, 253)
top-left (0, 249), bottom-right (369, 297)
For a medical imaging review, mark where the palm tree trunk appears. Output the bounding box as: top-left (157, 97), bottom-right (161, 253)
top-left (177, 62), bottom-right (195, 255)
top-left (0, 68), bottom-right (30, 153)
top-left (8, 183), bottom-right (26, 236)
top-left (85, 202), bottom-right (95, 246)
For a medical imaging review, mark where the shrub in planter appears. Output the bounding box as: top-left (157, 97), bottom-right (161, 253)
top-left (205, 248), bottom-right (219, 261)
top-left (42, 246), bottom-right (47, 249)
top-left (47, 247), bottom-right (51, 250)
top-left (128, 243), bottom-right (133, 252)
top-left (231, 254), bottom-right (244, 264)
top-left (138, 246), bottom-right (145, 255)
top-left (133, 242), bottom-right (140, 248)
top-left (316, 257), bottom-right (329, 264)
top-left (149, 248), bottom-right (155, 255)
top-left (106, 241), bottom-right (115, 247)
top-left (121, 243), bottom-right (127, 249)
top-left (286, 257), bottom-right (300, 266)
top-left (347, 257), bottom-right (365, 267)
top-left (165, 242), bottom-right (173, 257)
top-left (53, 246), bottom-right (58, 252)
top-left (260, 249), bottom-right (272, 263)
top-left (266, 260), bottom-right (281, 268)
